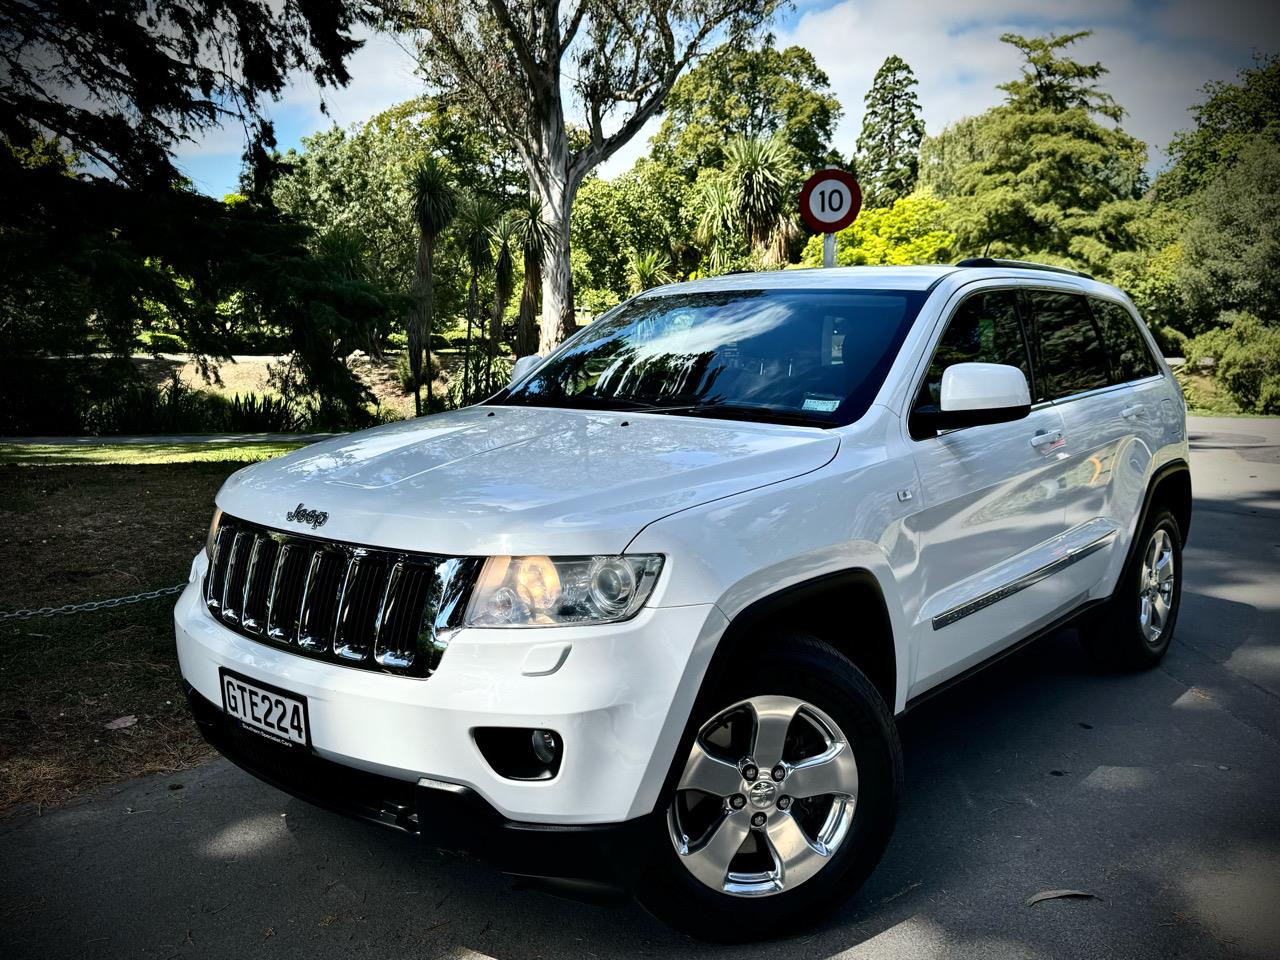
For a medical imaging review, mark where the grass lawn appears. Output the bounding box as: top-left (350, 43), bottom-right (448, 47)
top-left (0, 457), bottom-right (268, 814)
top-left (0, 438), bottom-right (314, 466)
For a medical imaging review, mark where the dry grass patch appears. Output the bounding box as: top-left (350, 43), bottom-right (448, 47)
top-left (0, 463), bottom-right (246, 814)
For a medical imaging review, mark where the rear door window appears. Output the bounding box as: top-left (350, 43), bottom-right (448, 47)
top-left (1091, 298), bottom-right (1160, 383)
top-left (915, 290), bottom-right (1032, 410)
top-left (1026, 290), bottom-right (1110, 401)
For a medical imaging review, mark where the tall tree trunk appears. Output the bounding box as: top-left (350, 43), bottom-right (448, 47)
top-left (420, 235), bottom-right (435, 415)
top-left (463, 270), bottom-right (478, 403)
top-left (538, 204), bottom-right (574, 355)
top-left (517, 247), bottom-right (540, 357)
top-left (528, 120), bottom-right (580, 356)
top-left (408, 236), bottom-right (428, 417)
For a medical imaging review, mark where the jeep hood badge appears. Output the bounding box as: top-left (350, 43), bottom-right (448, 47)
top-left (286, 502), bottom-right (328, 529)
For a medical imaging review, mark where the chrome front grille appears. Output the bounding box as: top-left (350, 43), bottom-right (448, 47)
top-left (204, 515), bottom-right (480, 678)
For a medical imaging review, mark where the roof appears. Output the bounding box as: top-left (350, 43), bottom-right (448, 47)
top-left (639, 262), bottom-right (1120, 299)
top-left (656, 265), bottom-right (959, 295)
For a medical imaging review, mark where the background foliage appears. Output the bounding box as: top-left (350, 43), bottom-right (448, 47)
top-left (2, 5), bottom-right (1278, 428)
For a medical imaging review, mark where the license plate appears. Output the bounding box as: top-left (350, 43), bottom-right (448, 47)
top-left (219, 669), bottom-right (310, 748)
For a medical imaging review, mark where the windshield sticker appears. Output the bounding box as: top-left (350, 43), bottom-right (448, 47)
top-left (801, 396), bottom-right (841, 413)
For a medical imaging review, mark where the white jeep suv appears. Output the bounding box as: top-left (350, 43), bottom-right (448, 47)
top-left (175, 260), bottom-right (1190, 940)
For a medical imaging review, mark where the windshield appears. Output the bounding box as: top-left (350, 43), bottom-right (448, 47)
top-left (495, 288), bottom-right (929, 427)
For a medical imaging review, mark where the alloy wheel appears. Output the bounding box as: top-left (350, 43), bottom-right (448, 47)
top-left (667, 695), bottom-right (858, 897)
top-left (1138, 527), bottom-right (1176, 644)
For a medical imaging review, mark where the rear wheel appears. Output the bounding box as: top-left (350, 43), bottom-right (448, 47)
top-left (1082, 509), bottom-right (1182, 669)
top-left (639, 634), bottom-right (901, 941)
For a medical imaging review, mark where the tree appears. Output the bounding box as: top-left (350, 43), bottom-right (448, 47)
top-left (693, 172), bottom-right (742, 274)
top-left (723, 134), bottom-right (795, 259)
top-left (569, 160), bottom-right (694, 309)
top-left (1185, 312), bottom-right (1280, 414)
top-left (1178, 137), bottom-right (1280, 326)
top-left (799, 191), bottom-right (954, 266)
top-left (940, 32), bottom-right (1147, 267)
top-left (487, 215), bottom-right (517, 391)
top-left (453, 194), bottom-right (500, 400)
top-left (272, 95), bottom-right (523, 307)
top-left (627, 249), bottom-right (674, 293)
top-left (855, 55), bottom-right (925, 207)
top-left (652, 40), bottom-right (842, 179)
top-left (918, 114), bottom-right (993, 198)
top-left (0, 0), bottom-right (400, 430)
top-left (379, 0), bottom-right (780, 354)
top-left (511, 197), bottom-right (552, 357)
top-left (1159, 54), bottom-right (1280, 202)
top-left (997, 32), bottom-right (1124, 120)
top-left (0, 0), bottom-right (365, 189)
top-left (408, 157), bottom-right (458, 415)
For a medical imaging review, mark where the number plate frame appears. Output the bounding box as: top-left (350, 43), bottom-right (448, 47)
top-left (219, 667), bottom-right (311, 749)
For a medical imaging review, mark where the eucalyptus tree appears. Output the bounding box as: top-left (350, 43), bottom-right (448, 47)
top-left (377, 0), bottom-right (780, 354)
top-left (511, 197), bottom-right (553, 358)
top-left (454, 194), bottom-right (500, 401)
top-left (409, 157), bottom-right (458, 415)
top-left (487, 216), bottom-right (518, 392)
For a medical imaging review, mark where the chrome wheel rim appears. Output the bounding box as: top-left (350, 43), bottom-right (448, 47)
top-left (666, 695), bottom-right (858, 898)
top-left (1139, 528), bottom-right (1176, 644)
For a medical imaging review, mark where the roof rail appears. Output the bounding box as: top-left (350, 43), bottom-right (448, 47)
top-left (955, 257), bottom-right (1093, 280)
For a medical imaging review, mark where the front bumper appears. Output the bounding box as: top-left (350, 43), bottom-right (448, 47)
top-left (174, 559), bottom-right (726, 827)
top-left (185, 683), bottom-right (655, 895)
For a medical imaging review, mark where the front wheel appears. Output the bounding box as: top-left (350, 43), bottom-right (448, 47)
top-left (638, 634), bottom-right (902, 941)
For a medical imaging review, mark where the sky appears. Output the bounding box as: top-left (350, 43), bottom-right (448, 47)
top-left (175, 0), bottom-right (1280, 197)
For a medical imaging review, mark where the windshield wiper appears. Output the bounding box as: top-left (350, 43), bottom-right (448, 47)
top-left (634, 401), bottom-right (830, 427)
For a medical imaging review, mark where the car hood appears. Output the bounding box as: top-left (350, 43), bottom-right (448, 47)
top-left (217, 405), bottom-right (839, 556)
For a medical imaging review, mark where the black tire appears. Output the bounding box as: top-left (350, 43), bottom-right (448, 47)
top-left (638, 632), bottom-right (902, 942)
top-left (1081, 508), bottom-right (1183, 670)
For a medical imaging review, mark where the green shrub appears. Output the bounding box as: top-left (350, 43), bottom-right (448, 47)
top-left (395, 350), bottom-right (447, 393)
top-left (1184, 312), bottom-right (1280, 414)
top-left (139, 331), bottom-right (187, 353)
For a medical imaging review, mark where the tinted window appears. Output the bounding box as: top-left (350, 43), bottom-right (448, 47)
top-left (914, 290), bottom-right (1031, 409)
top-left (1092, 298), bottom-right (1159, 382)
top-left (1028, 291), bottom-right (1110, 400)
top-left (501, 288), bottom-right (929, 427)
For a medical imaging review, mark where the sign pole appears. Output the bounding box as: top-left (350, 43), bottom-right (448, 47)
top-left (823, 232), bottom-right (836, 269)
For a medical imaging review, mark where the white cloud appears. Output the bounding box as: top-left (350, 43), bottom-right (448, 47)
top-left (178, 1), bottom-right (1280, 192)
top-left (772, 0), bottom-right (1279, 175)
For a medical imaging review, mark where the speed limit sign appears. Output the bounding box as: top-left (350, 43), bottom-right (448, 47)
top-left (799, 169), bottom-right (862, 266)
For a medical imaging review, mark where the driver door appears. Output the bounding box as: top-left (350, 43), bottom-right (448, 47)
top-left (905, 288), bottom-right (1075, 697)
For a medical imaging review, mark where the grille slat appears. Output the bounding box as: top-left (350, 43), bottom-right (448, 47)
top-left (204, 514), bottom-right (476, 678)
top-left (220, 531), bottom-right (248, 624)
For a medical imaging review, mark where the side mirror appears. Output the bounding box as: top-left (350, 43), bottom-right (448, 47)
top-left (912, 362), bottom-right (1031, 434)
top-left (509, 353), bottom-right (543, 386)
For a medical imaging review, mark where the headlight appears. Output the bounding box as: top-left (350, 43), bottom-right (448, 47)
top-left (206, 508), bottom-right (223, 559)
top-left (464, 555), bottom-right (664, 627)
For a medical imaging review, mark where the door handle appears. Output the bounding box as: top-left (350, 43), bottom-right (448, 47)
top-left (1030, 429), bottom-right (1064, 450)
top-left (1121, 404), bottom-right (1147, 419)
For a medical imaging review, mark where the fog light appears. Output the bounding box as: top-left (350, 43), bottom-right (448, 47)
top-left (531, 729), bottom-right (559, 764)
top-left (473, 727), bottom-right (563, 780)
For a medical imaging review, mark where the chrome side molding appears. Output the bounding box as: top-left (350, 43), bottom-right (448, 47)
top-left (932, 527), bottom-right (1116, 629)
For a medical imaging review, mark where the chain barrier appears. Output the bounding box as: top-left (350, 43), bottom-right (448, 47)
top-left (0, 583), bottom-right (186, 622)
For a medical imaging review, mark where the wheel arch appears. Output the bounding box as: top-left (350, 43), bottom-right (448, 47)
top-left (647, 567), bottom-right (900, 820)
top-left (712, 569), bottom-right (898, 713)
top-left (1148, 459), bottom-right (1192, 545)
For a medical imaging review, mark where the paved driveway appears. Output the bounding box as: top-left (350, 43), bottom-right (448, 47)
top-left (2, 417), bottom-right (1278, 959)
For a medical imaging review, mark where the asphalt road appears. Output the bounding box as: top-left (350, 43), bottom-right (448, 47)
top-left (3, 416), bottom-right (1278, 960)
